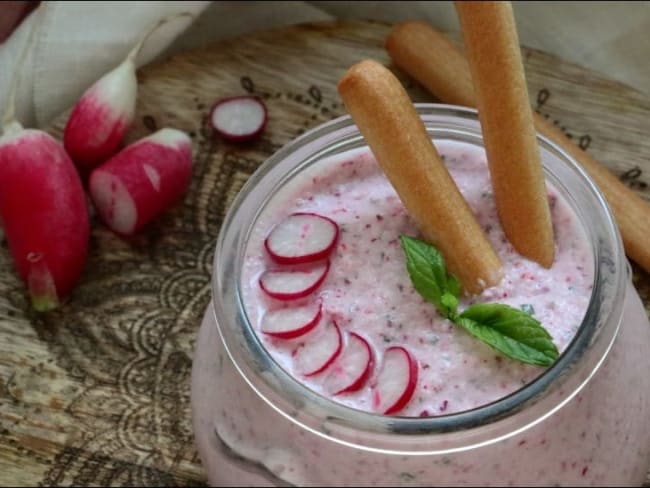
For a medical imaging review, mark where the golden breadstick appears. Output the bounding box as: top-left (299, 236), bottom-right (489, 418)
top-left (386, 20), bottom-right (650, 275)
top-left (385, 21), bottom-right (475, 108)
top-left (455, 1), bottom-right (554, 268)
top-left (337, 60), bottom-right (503, 293)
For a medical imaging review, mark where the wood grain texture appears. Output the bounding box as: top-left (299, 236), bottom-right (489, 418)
top-left (0, 20), bottom-right (648, 486)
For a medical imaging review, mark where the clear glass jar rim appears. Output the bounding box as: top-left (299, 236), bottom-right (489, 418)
top-left (211, 103), bottom-right (626, 453)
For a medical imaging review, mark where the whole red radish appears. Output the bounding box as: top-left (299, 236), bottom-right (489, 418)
top-left (63, 55), bottom-right (137, 173)
top-left (89, 128), bottom-right (193, 236)
top-left (0, 5), bottom-right (89, 311)
top-left (64, 13), bottom-right (193, 172)
top-left (0, 122), bottom-right (89, 311)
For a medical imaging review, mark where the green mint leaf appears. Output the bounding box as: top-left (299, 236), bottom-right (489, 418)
top-left (446, 274), bottom-right (462, 300)
top-left (441, 293), bottom-right (458, 316)
top-left (400, 236), bottom-right (559, 368)
top-left (457, 303), bottom-right (559, 366)
top-left (400, 235), bottom-right (459, 317)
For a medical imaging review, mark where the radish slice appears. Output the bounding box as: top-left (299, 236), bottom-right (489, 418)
top-left (294, 320), bottom-right (343, 377)
top-left (259, 260), bottom-right (330, 300)
top-left (265, 213), bottom-right (339, 265)
top-left (260, 301), bottom-right (322, 340)
top-left (372, 346), bottom-right (418, 415)
top-left (210, 96), bottom-right (267, 143)
top-left (324, 332), bottom-right (375, 395)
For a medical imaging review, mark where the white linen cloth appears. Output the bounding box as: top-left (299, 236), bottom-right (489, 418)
top-left (1, 1), bottom-right (648, 128)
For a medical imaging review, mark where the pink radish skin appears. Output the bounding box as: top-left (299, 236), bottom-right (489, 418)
top-left (64, 61), bottom-right (137, 172)
top-left (265, 213), bottom-right (339, 265)
top-left (372, 346), bottom-right (418, 415)
top-left (294, 320), bottom-right (343, 377)
top-left (0, 126), bottom-right (89, 311)
top-left (259, 260), bottom-right (330, 301)
top-left (89, 128), bottom-right (192, 236)
top-left (63, 13), bottom-right (194, 172)
top-left (261, 301), bottom-right (322, 340)
top-left (325, 332), bottom-right (375, 395)
top-left (210, 96), bottom-right (268, 143)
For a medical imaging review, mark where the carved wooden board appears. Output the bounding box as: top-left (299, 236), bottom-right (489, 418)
top-left (0, 20), bottom-right (648, 486)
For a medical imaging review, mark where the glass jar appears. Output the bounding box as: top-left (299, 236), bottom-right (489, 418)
top-left (191, 104), bottom-right (650, 486)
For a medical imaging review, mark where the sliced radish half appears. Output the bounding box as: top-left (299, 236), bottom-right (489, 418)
top-left (324, 332), bottom-right (375, 395)
top-left (372, 346), bottom-right (418, 415)
top-left (265, 213), bottom-right (339, 265)
top-left (259, 260), bottom-right (330, 301)
top-left (210, 95), bottom-right (267, 143)
top-left (260, 301), bottom-right (322, 340)
top-left (294, 320), bottom-right (343, 377)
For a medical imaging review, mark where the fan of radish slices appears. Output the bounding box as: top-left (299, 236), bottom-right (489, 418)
top-left (259, 212), bottom-right (419, 415)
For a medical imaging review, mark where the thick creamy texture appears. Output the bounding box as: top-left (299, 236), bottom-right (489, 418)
top-left (193, 287), bottom-right (650, 486)
top-left (241, 141), bottom-right (594, 416)
top-left (192, 137), bottom-right (650, 486)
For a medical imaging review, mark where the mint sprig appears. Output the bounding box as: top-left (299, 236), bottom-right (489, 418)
top-left (400, 235), bottom-right (559, 367)
top-left (401, 235), bottom-right (461, 318)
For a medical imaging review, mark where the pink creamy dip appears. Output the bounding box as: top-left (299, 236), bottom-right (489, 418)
top-left (240, 140), bottom-right (594, 417)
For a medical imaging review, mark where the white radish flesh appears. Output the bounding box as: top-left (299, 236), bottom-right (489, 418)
top-left (63, 13), bottom-right (194, 171)
top-left (324, 332), bottom-right (374, 395)
top-left (294, 320), bottom-right (343, 377)
top-left (259, 260), bottom-right (329, 300)
top-left (372, 346), bottom-right (418, 415)
top-left (89, 128), bottom-right (193, 236)
top-left (210, 96), bottom-right (267, 143)
top-left (265, 213), bottom-right (339, 265)
top-left (261, 301), bottom-right (322, 339)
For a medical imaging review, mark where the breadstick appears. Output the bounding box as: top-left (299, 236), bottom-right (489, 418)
top-left (337, 60), bottom-right (503, 294)
top-left (386, 20), bottom-right (650, 275)
top-left (455, 1), bottom-right (554, 268)
top-left (385, 21), bottom-right (475, 108)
